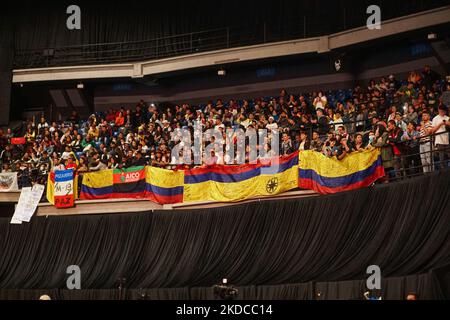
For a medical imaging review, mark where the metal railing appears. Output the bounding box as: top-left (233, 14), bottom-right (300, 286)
top-left (14, 21), bottom-right (310, 69)
top-left (14, 4), bottom-right (450, 69)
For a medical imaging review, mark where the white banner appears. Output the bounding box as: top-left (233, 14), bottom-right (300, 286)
top-left (0, 172), bottom-right (19, 192)
top-left (11, 184), bottom-right (45, 224)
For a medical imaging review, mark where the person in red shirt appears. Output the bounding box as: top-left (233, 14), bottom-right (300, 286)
top-left (65, 155), bottom-right (78, 171)
top-left (105, 109), bottom-right (116, 122)
top-left (115, 112), bottom-right (125, 127)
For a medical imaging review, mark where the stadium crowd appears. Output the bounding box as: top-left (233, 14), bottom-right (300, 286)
top-left (0, 65), bottom-right (449, 188)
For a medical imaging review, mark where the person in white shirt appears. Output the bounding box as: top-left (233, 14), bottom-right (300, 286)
top-left (313, 91), bottom-right (327, 111)
top-left (431, 105), bottom-right (450, 169)
top-left (266, 117), bottom-right (278, 131)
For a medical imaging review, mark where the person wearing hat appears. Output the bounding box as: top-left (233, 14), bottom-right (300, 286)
top-left (431, 105), bottom-right (450, 169)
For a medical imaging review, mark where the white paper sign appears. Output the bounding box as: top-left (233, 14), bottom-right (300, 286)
top-left (11, 184), bottom-right (45, 224)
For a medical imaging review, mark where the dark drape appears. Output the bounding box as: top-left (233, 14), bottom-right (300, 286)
top-left (0, 171), bottom-right (449, 295)
top-left (0, 273), bottom-right (443, 300)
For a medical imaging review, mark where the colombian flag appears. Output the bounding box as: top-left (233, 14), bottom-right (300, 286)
top-left (183, 152), bottom-right (299, 203)
top-left (298, 148), bottom-right (385, 194)
top-left (79, 169), bottom-right (113, 200)
top-left (80, 167), bottom-right (146, 200)
top-left (144, 167), bottom-right (184, 204)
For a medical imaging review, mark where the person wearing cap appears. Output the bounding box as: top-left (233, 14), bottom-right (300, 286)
top-left (431, 105), bottom-right (450, 169)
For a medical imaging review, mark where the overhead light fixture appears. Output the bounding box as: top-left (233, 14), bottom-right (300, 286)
top-left (77, 82), bottom-right (84, 89)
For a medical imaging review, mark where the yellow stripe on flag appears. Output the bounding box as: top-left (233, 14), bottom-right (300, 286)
top-left (299, 148), bottom-right (381, 178)
top-left (145, 167), bottom-right (184, 188)
top-left (81, 169), bottom-right (113, 188)
top-left (183, 166), bottom-right (298, 203)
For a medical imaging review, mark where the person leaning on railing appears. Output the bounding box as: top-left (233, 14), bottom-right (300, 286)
top-left (372, 123), bottom-right (394, 182)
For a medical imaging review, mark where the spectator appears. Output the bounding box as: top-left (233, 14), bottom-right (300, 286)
top-left (280, 133), bottom-right (293, 155)
top-left (431, 105), bottom-right (450, 169)
top-left (421, 65), bottom-right (440, 89)
top-left (419, 111), bottom-right (433, 173)
top-left (353, 134), bottom-right (366, 152)
top-left (401, 122), bottom-right (421, 175)
top-left (310, 131), bottom-right (323, 152)
top-left (387, 120), bottom-right (404, 178)
top-left (372, 124), bottom-right (395, 182)
top-left (0, 66), bottom-right (447, 195)
top-left (296, 131), bottom-right (310, 151)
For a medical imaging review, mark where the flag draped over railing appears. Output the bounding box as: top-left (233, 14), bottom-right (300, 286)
top-left (74, 148), bottom-right (385, 207)
top-left (298, 148), bottom-right (385, 194)
top-left (144, 166), bottom-right (184, 204)
top-left (46, 169), bottom-right (78, 208)
top-left (183, 152), bottom-right (299, 203)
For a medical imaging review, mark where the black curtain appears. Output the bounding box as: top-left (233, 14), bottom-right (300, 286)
top-left (0, 273), bottom-right (443, 300)
top-left (0, 171), bottom-right (449, 294)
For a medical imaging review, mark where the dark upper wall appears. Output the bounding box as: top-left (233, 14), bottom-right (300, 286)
top-left (10, 0), bottom-right (450, 51)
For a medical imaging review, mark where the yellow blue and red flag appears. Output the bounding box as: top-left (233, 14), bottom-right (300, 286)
top-left (298, 148), bottom-right (384, 194)
top-left (183, 152), bottom-right (299, 203)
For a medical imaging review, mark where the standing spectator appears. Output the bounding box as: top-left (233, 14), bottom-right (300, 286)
top-left (401, 122), bottom-right (421, 175)
top-left (419, 111), bottom-right (433, 173)
top-left (372, 124), bottom-right (394, 182)
top-left (421, 65), bottom-right (440, 89)
top-left (314, 108), bottom-right (329, 135)
top-left (403, 105), bottom-right (418, 125)
top-left (387, 120), bottom-right (404, 178)
top-left (431, 105), bottom-right (450, 169)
